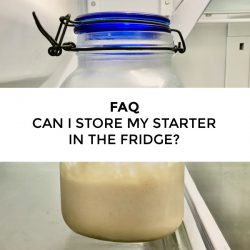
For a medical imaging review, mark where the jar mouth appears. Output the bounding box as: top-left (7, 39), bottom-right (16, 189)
top-left (77, 31), bottom-right (174, 50)
top-left (74, 12), bottom-right (171, 34)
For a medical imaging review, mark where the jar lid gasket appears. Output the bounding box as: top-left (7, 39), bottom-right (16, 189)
top-left (74, 12), bottom-right (171, 34)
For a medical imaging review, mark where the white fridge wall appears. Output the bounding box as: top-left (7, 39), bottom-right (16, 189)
top-left (173, 23), bottom-right (228, 87)
top-left (206, 0), bottom-right (250, 13)
top-left (86, 0), bottom-right (161, 14)
top-left (0, 0), bottom-right (84, 86)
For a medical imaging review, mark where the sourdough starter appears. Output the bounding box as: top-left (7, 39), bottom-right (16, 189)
top-left (60, 163), bottom-right (184, 242)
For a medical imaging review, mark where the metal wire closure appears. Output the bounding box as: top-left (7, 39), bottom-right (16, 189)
top-left (32, 12), bottom-right (186, 57)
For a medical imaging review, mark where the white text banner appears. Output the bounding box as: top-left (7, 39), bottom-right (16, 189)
top-left (0, 88), bottom-right (249, 162)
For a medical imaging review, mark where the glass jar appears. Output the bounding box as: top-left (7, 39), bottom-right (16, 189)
top-left (60, 12), bottom-right (185, 242)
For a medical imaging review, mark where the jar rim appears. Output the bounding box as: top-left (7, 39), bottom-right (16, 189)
top-left (74, 12), bottom-right (171, 34)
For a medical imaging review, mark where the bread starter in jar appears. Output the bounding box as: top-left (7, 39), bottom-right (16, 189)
top-left (60, 162), bottom-right (184, 242)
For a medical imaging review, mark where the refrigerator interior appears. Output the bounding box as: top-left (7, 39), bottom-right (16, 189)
top-left (0, 0), bottom-right (250, 249)
top-left (187, 163), bottom-right (250, 250)
top-left (0, 0), bottom-right (250, 88)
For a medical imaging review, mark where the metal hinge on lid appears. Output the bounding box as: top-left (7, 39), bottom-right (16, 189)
top-left (32, 11), bottom-right (186, 56)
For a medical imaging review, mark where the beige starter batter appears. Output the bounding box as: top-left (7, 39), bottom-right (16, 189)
top-left (60, 162), bottom-right (184, 242)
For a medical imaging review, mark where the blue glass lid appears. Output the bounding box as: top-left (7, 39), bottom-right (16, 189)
top-left (74, 12), bottom-right (171, 34)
